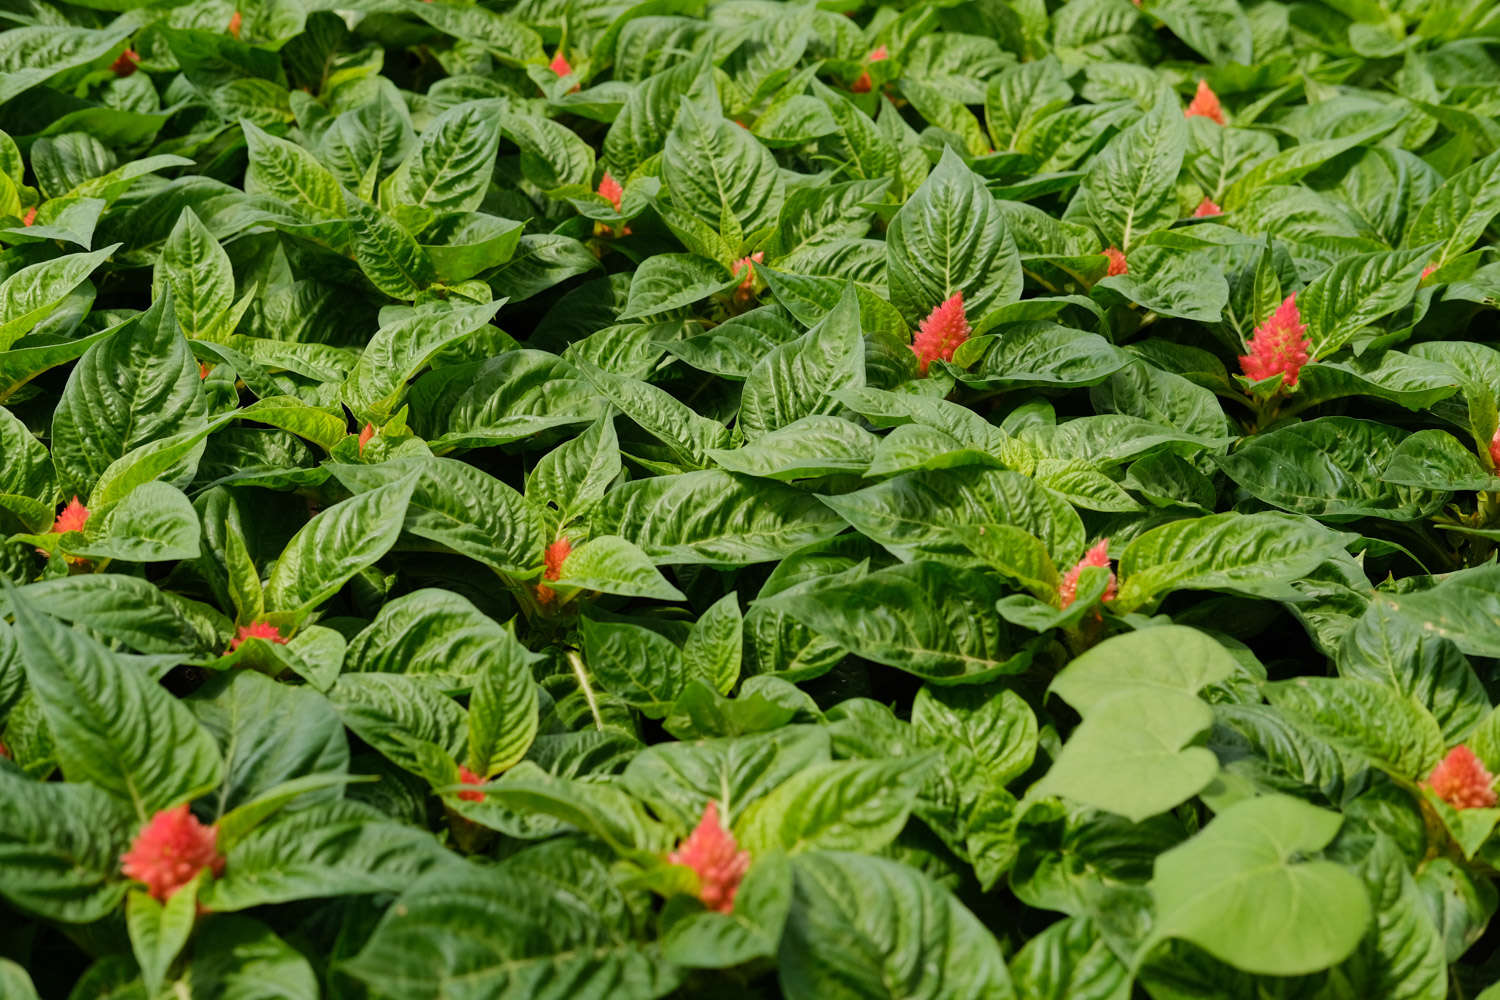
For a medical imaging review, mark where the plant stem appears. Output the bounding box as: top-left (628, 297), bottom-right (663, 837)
top-left (567, 649), bottom-right (604, 731)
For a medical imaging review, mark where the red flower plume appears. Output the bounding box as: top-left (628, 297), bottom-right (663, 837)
top-left (1185, 79), bottom-right (1225, 125)
top-left (910, 292), bottom-right (970, 375)
top-left (668, 800), bottom-right (751, 913)
top-left (1058, 540), bottom-right (1117, 609)
top-left (120, 805), bottom-right (225, 902)
top-left (1238, 294), bottom-right (1310, 388)
top-left (1428, 746), bottom-right (1498, 810)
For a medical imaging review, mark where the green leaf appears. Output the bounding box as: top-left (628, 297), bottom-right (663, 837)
top-left (579, 617), bottom-right (686, 718)
top-left (158, 208), bottom-right (236, 342)
top-left (886, 146), bottom-right (1022, 326)
top-left (1377, 564), bottom-right (1500, 660)
top-left (0, 770), bottom-right (134, 922)
top-left (263, 473), bottom-right (416, 614)
top-left (330, 457), bottom-right (543, 575)
top-left (342, 299), bottom-right (503, 421)
top-left (50, 292), bottom-right (206, 497)
top-left (345, 193), bottom-right (436, 299)
top-left (1034, 689), bottom-right (1218, 823)
top-left (1339, 600), bottom-right (1488, 743)
top-left (682, 592), bottom-right (743, 695)
top-left (663, 98), bottom-right (784, 240)
top-left (1070, 90), bottom-right (1187, 250)
top-left (779, 851), bottom-right (1014, 1000)
top-left (757, 562), bottom-right (1027, 682)
top-left (1115, 512), bottom-right (1354, 610)
top-left (593, 470), bottom-right (846, 567)
top-left (1298, 247), bottom-right (1429, 356)
top-left (619, 253), bottom-right (739, 320)
top-left (204, 800), bottom-right (455, 910)
top-left (3, 581), bottom-right (222, 819)
top-left (1215, 417), bottom-right (1445, 521)
top-left (343, 862), bottom-right (682, 1000)
top-left (126, 878), bottom-right (199, 997)
top-left (738, 757), bottom-right (930, 855)
top-left (186, 916), bottom-right (318, 1000)
top-left (1263, 676), bottom-right (1444, 778)
top-left (739, 282), bottom-right (865, 438)
top-left (329, 673), bottom-right (466, 774)
top-left (466, 628), bottom-right (541, 776)
top-left (709, 415), bottom-right (877, 481)
top-left (384, 100), bottom-right (505, 213)
top-left (551, 535), bottom-right (685, 601)
top-left (1147, 794), bottom-right (1372, 976)
top-left (0, 245), bottom-right (116, 352)
top-left (187, 670), bottom-right (348, 816)
top-left (1404, 149), bottom-right (1500, 268)
top-left (242, 120), bottom-right (344, 222)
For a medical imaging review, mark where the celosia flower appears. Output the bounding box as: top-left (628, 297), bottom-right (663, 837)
top-left (39, 496), bottom-right (89, 563)
top-left (1185, 79), bottom-right (1225, 125)
top-left (21, 207), bottom-right (35, 226)
top-left (550, 50), bottom-right (572, 76)
top-left (731, 251), bottom-right (764, 303)
top-left (51, 497), bottom-right (89, 535)
top-left (1238, 294), bottom-right (1310, 388)
top-left (1489, 428), bottom-right (1500, 469)
top-left (120, 804), bottom-right (225, 902)
top-left (910, 292), bottom-right (970, 375)
top-left (1058, 539), bottom-right (1116, 609)
top-left (1427, 746), bottom-right (1498, 810)
top-left (598, 171), bottom-right (624, 213)
top-left (457, 764), bottom-right (485, 802)
top-left (1193, 197), bottom-right (1222, 218)
top-left (1421, 263), bottom-right (1437, 281)
top-left (668, 800), bottom-right (751, 914)
top-left (535, 536), bottom-right (572, 604)
top-left (1104, 246), bottom-right (1128, 276)
top-left (358, 422), bottom-right (375, 454)
top-left (229, 621), bottom-right (287, 652)
top-left (110, 48), bottom-right (139, 77)
top-left (227, 10), bottom-right (241, 37)
top-left (869, 44), bottom-right (889, 62)
top-left (851, 70), bottom-right (872, 93)
top-left (198, 361), bottom-right (212, 379)
top-left (0, 740), bottom-right (9, 759)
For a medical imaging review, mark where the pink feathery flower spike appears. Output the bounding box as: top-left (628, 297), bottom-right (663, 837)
top-left (457, 764), bottom-right (485, 803)
top-left (550, 50), bottom-right (572, 77)
top-left (598, 171), bottom-right (624, 213)
top-left (1428, 746), bottom-right (1498, 810)
top-left (668, 800), bottom-right (751, 914)
top-left (21, 206), bottom-right (35, 226)
top-left (536, 536), bottom-right (572, 604)
top-left (1238, 293), bottom-right (1310, 387)
top-left (1421, 263), bottom-right (1437, 281)
top-left (357, 422), bottom-right (375, 454)
top-left (40, 496), bottom-right (89, 563)
top-left (1489, 428), bottom-right (1500, 469)
top-left (731, 251), bottom-right (764, 302)
top-left (229, 621), bottom-right (288, 652)
top-left (120, 804), bottom-right (225, 902)
top-left (910, 292), bottom-right (970, 375)
top-left (1058, 539), bottom-right (1117, 609)
top-left (869, 44), bottom-right (889, 62)
top-left (51, 497), bottom-right (89, 535)
top-left (1104, 246), bottom-right (1128, 276)
top-left (1193, 197), bottom-right (1222, 218)
top-left (110, 48), bottom-right (139, 77)
top-left (1185, 79), bottom-right (1225, 125)
top-left (227, 10), bottom-right (241, 37)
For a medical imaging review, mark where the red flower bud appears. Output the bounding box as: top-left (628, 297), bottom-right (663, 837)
top-left (1185, 79), bottom-right (1225, 125)
top-left (668, 801), bottom-right (751, 913)
top-left (1058, 539), bottom-right (1116, 609)
top-left (121, 804), bottom-right (225, 902)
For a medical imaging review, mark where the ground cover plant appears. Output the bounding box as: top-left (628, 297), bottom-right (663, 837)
top-left (5, 0), bottom-right (1500, 996)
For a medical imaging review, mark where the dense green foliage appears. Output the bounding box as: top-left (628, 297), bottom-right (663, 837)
top-left (5, 0), bottom-right (1500, 996)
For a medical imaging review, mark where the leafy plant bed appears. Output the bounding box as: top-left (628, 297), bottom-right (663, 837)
top-left (3, 0), bottom-right (1500, 996)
